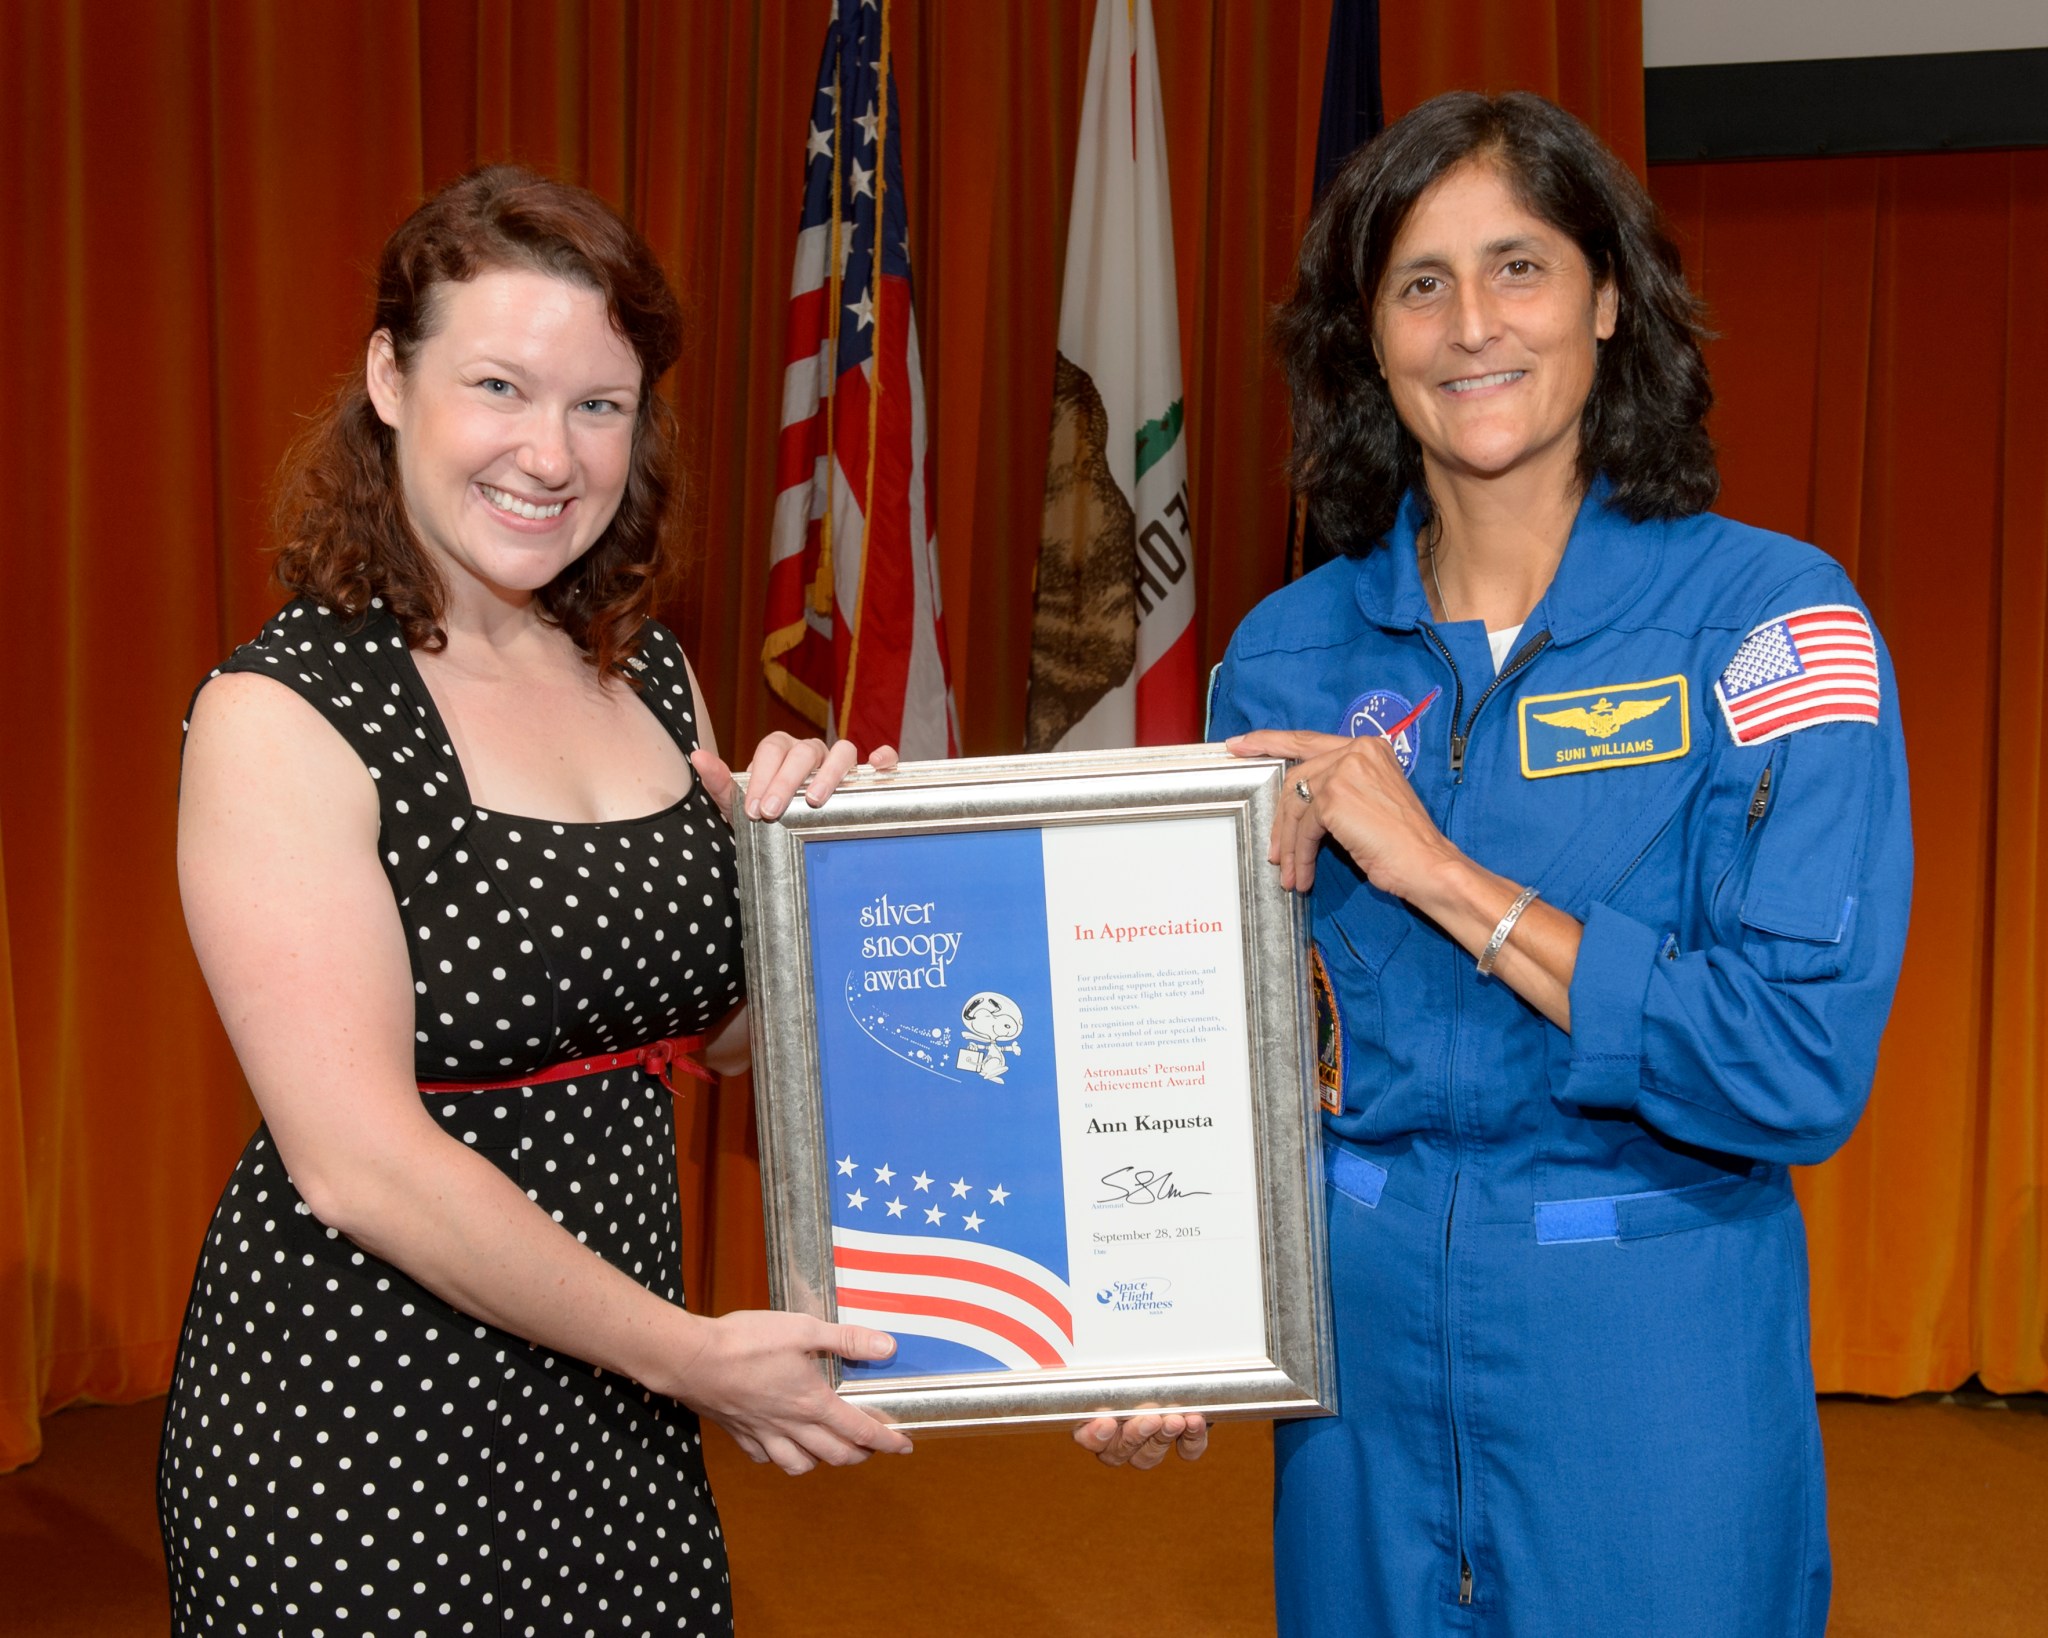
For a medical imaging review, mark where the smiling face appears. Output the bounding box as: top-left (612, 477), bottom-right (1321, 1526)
top-left (366, 265), bottom-right (642, 609)
top-left (1371, 158), bottom-right (1617, 491)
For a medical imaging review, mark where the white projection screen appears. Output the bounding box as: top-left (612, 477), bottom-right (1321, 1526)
top-left (1640, 0), bottom-right (2048, 162)
top-left (1643, 0), bottom-right (2048, 68)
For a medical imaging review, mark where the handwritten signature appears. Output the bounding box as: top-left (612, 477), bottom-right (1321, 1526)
top-left (1097, 1166), bottom-right (1211, 1206)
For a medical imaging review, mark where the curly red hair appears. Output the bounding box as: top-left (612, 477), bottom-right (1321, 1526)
top-left (274, 165), bottom-right (685, 680)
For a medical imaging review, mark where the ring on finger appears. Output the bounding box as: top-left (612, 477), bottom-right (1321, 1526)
top-left (1294, 779), bottom-right (1313, 803)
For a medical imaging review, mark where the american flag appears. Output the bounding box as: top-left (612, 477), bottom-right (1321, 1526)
top-left (761, 0), bottom-right (958, 759)
top-left (830, 1164), bottom-right (1074, 1374)
top-left (1714, 603), bottom-right (1882, 747)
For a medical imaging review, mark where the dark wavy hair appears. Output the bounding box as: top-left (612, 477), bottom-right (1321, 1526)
top-left (1275, 91), bottom-right (1716, 555)
top-left (273, 165), bottom-right (685, 678)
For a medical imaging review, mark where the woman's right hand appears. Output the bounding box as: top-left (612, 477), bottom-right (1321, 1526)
top-left (671, 1310), bottom-right (915, 1474)
top-left (1228, 728), bottom-right (1460, 898)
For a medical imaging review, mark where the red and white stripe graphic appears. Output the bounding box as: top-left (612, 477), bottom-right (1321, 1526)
top-left (1714, 604), bottom-right (1881, 746)
top-left (832, 1225), bottom-right (1075, 1372)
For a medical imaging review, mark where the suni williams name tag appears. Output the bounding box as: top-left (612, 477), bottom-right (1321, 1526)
top-left (1517, 675), bottom-right (1691, 779)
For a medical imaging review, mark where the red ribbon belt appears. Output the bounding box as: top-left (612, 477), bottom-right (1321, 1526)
top-left (417, 1033), bottom-right (714, 1096)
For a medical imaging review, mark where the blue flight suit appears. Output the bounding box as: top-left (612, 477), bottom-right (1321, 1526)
top-left (1210, 483), bottom-right (1912, 1637)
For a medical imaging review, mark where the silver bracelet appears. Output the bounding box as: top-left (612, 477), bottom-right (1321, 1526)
top-left (1476, 885), bottom-right (1540, 978)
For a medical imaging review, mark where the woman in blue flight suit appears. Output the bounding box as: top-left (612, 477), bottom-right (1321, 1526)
top-left (1080, 93), bottom-right (1911, 1635)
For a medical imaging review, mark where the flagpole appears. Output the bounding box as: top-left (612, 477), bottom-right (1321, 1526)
top-left (815, 9), bottom-right (845, 632)
top-left (839, 0), bottom-right (891, 737)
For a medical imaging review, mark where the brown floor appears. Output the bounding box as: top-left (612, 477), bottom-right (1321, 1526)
top-left (4, 1397), bottom-right (2044, 1635)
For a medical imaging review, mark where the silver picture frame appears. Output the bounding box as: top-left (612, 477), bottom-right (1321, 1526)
top-left (730, 743), bottom-right (1336, 1434)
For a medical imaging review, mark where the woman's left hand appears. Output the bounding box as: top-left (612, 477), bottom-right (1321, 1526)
top-left (690, 737), bottom-right (899, 825)
top-left (1073, 1411), bottom-right (1210, 1470)
top-left (1228, 729), bottom-right (1461, 897)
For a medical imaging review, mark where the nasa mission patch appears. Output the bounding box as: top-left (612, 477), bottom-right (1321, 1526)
top-left (1340, 687), bottom-right (1435, 776)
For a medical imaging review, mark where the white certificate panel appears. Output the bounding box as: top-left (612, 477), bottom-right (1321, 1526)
top-left (1041, 818), bottom-right (1266, 1368)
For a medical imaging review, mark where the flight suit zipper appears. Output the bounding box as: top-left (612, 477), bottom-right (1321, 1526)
top-left (1605, 747), bottom-right (1727, 902)
top-left (1446, 1169), bottom-right (1473, 1605)
top-left (1746, 764), bottom-right (1774, 831)
top-left (1436, 732), bottom-right (1475, 1607)
top-left (1421, 626), bottom-right (1467, 773)
top-left (1417, 618), bottom-right (1532, 1608)
top-left (1607, 810), bottom-right (1683, 899)
top-left (1705, 757), bottom-right (1783, 928)
top-left (1421, 627), bottom-right (1553, 781)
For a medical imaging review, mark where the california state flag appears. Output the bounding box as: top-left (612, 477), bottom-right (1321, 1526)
top-left (1026, 0), bottom-right (1197, 752)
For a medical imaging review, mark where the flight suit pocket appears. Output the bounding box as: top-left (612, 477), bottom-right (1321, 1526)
top-left (1615, 1167), bottom-right (1787, 1240)
top-left (1727, 736), bottom-right (1867, 981)
top-left (1534, 1165), bottom-right (1787, 1243)
top-left (1313, 887), bottom-right (1411, 1124)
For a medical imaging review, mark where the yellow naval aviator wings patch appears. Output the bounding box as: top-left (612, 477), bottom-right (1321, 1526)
top-left (1532, 696), bottom-right (1669, 738)
top-left (1518, 674), bottom-right (1691, 778)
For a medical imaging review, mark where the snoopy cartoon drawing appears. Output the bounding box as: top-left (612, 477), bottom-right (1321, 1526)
top-left (955, 991), bottom-right (1024, 1083)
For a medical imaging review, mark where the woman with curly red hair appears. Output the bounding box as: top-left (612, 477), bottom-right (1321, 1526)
top-left (158, 166), bottom-right (907, 1637)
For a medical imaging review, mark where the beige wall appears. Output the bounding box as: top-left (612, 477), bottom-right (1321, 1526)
top-left (1642, 0), bottom-right (2048, 67)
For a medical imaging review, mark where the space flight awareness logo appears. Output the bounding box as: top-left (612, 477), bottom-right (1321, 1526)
top-left (1095, 1277), bottom-right (1174, 1314)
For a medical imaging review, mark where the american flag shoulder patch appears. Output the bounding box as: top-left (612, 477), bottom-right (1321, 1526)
top-left (1714, 603), bottom-right (1881, 747)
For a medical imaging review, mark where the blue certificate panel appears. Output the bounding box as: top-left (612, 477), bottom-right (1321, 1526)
top-left (805, 829), bottom-right (1070, 1379)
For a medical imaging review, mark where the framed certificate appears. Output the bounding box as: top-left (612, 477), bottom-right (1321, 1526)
top-left (731, 745), bottom-right (1335, 1433)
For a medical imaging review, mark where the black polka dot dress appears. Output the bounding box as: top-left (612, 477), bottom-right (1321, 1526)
top-left (159, 598), bottom-right (744, 1636)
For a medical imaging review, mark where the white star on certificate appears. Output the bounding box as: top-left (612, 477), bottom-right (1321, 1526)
top-left (962, 1211), bottom-right (984, 1233)
top-left (846, 288), bottom-right (875, 332)
top-left (848, 157), bottom-right (875, 199)
top-left (873, 1162), bottom-right (895, 1185)
top-left (949, 1177), bottom-right (972, 1198)
top-left (846, 1189), bottom-right (867, 1211)
top-left (885, 1197), bottom-right (906, 1219)
top-left (987, 1184), bottom-right (1010, 1206)
top-left (837, 1155), bottom-right (857, 1177)
top-left (924, 1205), bottom-right (945, 1226)
top-left (855, 105), bottom-right (881, 147)
top-left (912, 1170), bottom-right (933, 1192)
top-left (806, 122), bottom-right (831, 163)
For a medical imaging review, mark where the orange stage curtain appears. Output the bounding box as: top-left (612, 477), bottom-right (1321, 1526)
top-left (0, 0), bottom-right (1340, 1473)
top-left (0, 826), bottom-right (32, 1468)
top-left (1379, 0), bottom-right (1644, 174)
top-left (19, 0), bottom-right (2025, 1483)
top-left (1651, 152), bottom-right (2048, 1395)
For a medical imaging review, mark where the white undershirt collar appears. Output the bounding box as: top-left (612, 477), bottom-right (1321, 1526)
top-left (1488, 623), bottom-right (1525, 674)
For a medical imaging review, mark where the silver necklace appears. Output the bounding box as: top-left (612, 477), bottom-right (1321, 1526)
top-left (1425, 534), bottom-right (1450, 621)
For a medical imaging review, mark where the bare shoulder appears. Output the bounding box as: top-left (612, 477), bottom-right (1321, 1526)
top-left (179, 672), bottom-right (386, 945)
top-left (182, 671), bottom-right (379, 835)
